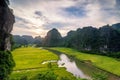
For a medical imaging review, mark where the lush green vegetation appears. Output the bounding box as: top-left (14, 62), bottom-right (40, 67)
top-left (92, 72), bottom-right (108, 80)
top-left (12, 47), bottom-right (58, 70)
top-left (43, 28), bottom-right (62, 47)
top-left (50, 47), bottom-right (120, 76)
top-left (0, 51), bottom-right (15, 80)
top-left (63, 25), bottom-right (120, 57)
top-left (13, 24), bottom-right (120, 58)
top-left (10, 47), bottom-right (78, 80)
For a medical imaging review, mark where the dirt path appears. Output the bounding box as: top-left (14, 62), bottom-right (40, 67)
top-left (13, 67), bottom-right (44, 72)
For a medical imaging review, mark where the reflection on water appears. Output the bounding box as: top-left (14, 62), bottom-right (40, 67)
top-left (58, 54), bottom-right (120, 80)
top-left (58, 54), bottom-right (90, 79)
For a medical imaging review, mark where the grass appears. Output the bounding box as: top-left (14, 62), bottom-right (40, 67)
top-left (50, 47), bottom-right (120, 76)
top-left (10, 68), bottom-right (76, 80)
top-left (12, 47), bottom-right (58, 70)
top-left (10, 47), bottom-right (77, 80)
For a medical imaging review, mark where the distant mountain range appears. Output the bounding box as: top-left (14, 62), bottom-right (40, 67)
top-left (13, 23), bottom-right (120, 54)
top-left (13, 35), bottom-right (42, 47)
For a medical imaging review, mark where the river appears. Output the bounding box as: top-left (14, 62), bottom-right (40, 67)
top-left (45, 49), bottom-right (120, 80)
top-left (57, 54), bottom-right (120, 80)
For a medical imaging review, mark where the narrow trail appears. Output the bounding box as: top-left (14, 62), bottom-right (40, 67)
top-left (13, 67), bottom-right (61, 73)
top-left (13, 67), bottom-right (44, 72)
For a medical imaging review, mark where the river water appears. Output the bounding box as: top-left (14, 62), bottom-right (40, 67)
top-left (57, 54), bottom-right (120, 80)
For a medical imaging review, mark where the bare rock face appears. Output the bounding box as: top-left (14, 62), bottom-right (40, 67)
top-left (0, 6), bottom-right (15, 51)
top-left (0, 1), bottom-right (15, 80)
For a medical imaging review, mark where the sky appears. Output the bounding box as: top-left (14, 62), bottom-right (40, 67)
top-left (9, 0), bottom-right (120, 37)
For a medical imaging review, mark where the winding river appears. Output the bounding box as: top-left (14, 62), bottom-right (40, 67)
top-left (45, 49), bottom-right (120, 80)
top-left (58, 54), bottom-right (91, 79)
top-left (57, 53), bottom-right (120, 80)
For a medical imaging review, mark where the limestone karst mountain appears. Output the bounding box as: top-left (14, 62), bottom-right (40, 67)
top-left (0, 0), bottom-right (15, 51)
top-left (43, 28), bottom-right (62, 47)
top-left (0, 0), bottom-right (15, 80)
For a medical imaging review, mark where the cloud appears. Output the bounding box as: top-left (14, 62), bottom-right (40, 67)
top-left (10, 0), bottom-right (120, 37)
top-left (61, 6), bottom-right (87, 18)
top-left (34, 11), bottom-right (43, 16)
top-left (15, 16), bottom-right (30, 24)
top-left (43, 22), bottom-right (72, 30)
top-left (116, 0), bottom-right (120, 9)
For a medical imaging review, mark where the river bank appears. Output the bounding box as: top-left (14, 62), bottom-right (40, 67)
top-left (49, 47), bottom-right (120, 80)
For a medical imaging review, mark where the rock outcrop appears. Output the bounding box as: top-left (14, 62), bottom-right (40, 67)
top-left (0, 1), bottom-right (15, 51)
top-left (0, 1), bottom-right (15, 80)
top-left (43, 28), bottom-right (62, 47)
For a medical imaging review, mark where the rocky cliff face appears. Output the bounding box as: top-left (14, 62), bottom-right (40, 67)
top-left (0, 1), bottom-right (15, 80)
top-left (0, 6), bottom-right (15, 51)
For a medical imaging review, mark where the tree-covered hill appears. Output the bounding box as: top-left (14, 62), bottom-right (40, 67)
top-left (43, 28), bottom-right (62, 47)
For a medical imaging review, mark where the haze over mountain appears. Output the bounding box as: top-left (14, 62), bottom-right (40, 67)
top-left (13, 23), bottom-right (120, 53)
top-left (9, 0), bottom-right (120, 37)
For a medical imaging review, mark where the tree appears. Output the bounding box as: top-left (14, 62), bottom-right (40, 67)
top-left (112, 23), bottom-right (120, 32)
top-left (99, 25), bottom-right (120, 53)
top-left (64, 27), bottom-right (99, 52)
top-left (0, 51), bottom-right (15, 80)
top-left (64, 24), bottom-right (120, 57)
top-left (80, 27), bottom-right (99, 52)
top-left (64, 30), bottom-right (76, 47)
top-left (31, 71), bottom-right (57, 80)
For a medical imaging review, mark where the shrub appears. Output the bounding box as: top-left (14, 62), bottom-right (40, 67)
top-left (92, 72), bottom-right (108, 80)
top-left (0, 51), bottom-right (15, 80)
top-left (20, 76), bottom-right (28, 80)
top-left (47, 62), bottom-right (52, 68)
top-left (60, 77), bottom-right (70, 80)
top-left (31, 71), bottom-right (57, 80)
